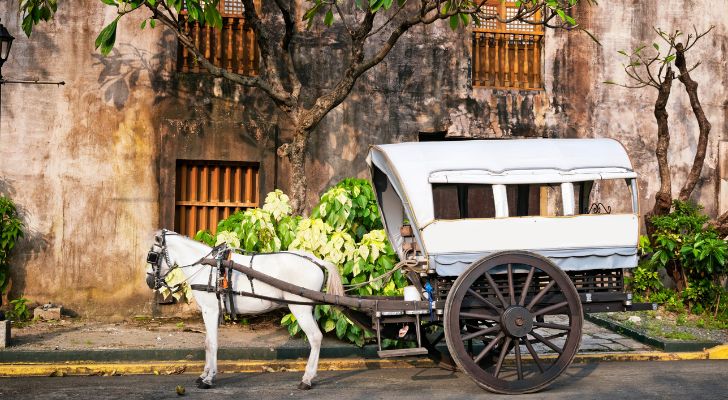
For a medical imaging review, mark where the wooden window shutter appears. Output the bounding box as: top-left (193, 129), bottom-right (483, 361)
top-left (174, 160), bottom-right (260, 237)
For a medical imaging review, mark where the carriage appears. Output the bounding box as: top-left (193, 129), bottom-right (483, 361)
top-left (149, 138), bottom-right (653, 393)
top-left (361, 138), bottom-right (652, 393)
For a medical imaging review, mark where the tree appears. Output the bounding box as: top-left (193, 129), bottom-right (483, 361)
top-left (608, 27), bottom-right (714, 223)
top-left (21, 0), bottom-right (585, 213)
top-left (608, 27), bottom-right (717, 289)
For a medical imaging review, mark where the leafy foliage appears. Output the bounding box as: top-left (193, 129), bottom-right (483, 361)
top-left (22, 1), bottom-right (585, 55)
top-left (0, 196), bottom-right (24, 297)
top-left (624, 262), bottom-right (662, 295)
top-left (302, 0), bottom-right (582, 31)
top-left (636, 200), bottom-right (727, 320)
top-left (19, 0), bottom-right (58, 37)
top-left (6, 297), bottom-right (31, 321)
top-left (196, 178), bottom-right (407, 346)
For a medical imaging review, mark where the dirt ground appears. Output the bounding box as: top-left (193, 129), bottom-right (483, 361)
top-left (7, 314), bottom-right (295, 351)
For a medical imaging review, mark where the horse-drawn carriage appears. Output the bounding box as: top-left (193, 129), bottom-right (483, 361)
top-left (147, 138), bottom-right (652, 393)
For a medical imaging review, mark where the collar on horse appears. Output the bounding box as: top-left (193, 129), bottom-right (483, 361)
top-left (146, 229), bottom-right (227, 293)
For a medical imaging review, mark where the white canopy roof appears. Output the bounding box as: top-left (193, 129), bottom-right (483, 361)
top-left (367, 138), bottom-right (635, 230)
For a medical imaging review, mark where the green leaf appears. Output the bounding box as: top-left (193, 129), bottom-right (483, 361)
top-left (335, 318), bottom-right (348, 339)
top-left (449, 15), bottom-right (459, 31)
top-left (324, 9), bottom-right (334, 26)
top-left (323, 318), bottom-right (336, 333)
top-left (95, 17), bottom-right (120, 56)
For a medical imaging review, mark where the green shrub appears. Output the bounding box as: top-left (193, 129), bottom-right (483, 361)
top-left (6, 297), bottom-right (31, 320)
top-left (195, 179), bottom-right (407, 346)
top-left (0, 195), bottom-right (24, 300)
top-left (640, 200), bottom-right (727, 320)
top-left (625, 262), bottom-right (662, 295)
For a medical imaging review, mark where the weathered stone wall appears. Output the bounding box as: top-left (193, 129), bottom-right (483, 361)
top-left (0, 1), bottom-right (726, 314)
top-left (545, 1), bottom-right (728, 218)
top-left (0, 2), bottom-right (278, 314)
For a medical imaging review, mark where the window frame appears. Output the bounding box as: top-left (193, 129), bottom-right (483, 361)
top-left (471, 0), bottom-right (545, 90)
top-left (174, 159), bottom-right (260, 237)
top-left (432, 179), bottom-right (638, 221)
top-left (177, 0), bottom-right (261, 75)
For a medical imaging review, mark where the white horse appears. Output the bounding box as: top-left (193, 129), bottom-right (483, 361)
top-left (145, 230), bottom-right (344, 390)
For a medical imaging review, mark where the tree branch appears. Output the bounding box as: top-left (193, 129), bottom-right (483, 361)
top-left (675, 41), bottom-right (712, 201)
top-left (273, 0), bottom-right (302, 102)
top-left (241, 0), bottom-right (293, 108)
top-left (143, 2), bottom-right (290, 105)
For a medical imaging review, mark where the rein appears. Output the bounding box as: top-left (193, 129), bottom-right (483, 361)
top-left (148, 230), bottom-right (327, 306)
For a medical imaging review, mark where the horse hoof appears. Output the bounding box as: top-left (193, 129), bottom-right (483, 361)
top-left (198, 382), bottom-right (212, 389)
top-left (195, 377), bottom-right (203, 385)
top-left (298, 382), bottom-right (312, 390)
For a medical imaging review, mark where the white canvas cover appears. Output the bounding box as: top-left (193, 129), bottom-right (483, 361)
top-left (366, 138), bottom-right (640, 273)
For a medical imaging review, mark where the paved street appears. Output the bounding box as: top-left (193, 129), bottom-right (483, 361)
top-left (0, 360), bottom-right (726, 399)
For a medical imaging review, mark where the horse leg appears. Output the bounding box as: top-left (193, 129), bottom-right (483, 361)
top-left (288, 304), bottom-right (322, 390)
top-left (198, 305), bottom-right (220, 389)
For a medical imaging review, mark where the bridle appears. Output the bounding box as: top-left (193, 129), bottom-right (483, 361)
top-left (146, 229), bottom-right (224, 293)
top-left (146, 229), bottom-right (175, 291)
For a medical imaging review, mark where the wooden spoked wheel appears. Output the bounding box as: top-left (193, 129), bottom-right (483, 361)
top-left (444, 251), bottom-right (583, 394)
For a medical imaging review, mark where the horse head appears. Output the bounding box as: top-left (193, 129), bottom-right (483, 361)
top-left (145, 229), bottom-right (175, 290)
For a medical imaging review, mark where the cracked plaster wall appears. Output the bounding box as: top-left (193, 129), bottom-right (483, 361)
top-left (0, 0), bottom-right (726, 314)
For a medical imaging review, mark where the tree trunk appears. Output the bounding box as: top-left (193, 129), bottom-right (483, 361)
top-left (287, 130), bottom-right (309, 215)
top-left (646, 66), bottom-right (675, 236)
top-left (674, 43), bottom-right (712, 203)
top-left (716, 211), bottom-right (728, 238)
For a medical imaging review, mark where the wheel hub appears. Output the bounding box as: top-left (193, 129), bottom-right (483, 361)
top-left (501, 306), bottom-right (533, 337)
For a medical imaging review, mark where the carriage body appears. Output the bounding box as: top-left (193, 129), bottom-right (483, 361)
top-left (365, 139), bottom-right (649, 393)
top-left (367, 138), bottom-right (642, 312)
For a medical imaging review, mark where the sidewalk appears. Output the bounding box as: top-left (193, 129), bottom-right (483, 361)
top-left (0, 317), bottom-right (725, 377)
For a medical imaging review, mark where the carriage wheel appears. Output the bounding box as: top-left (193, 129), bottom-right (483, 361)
top-left (444, 251), bottom-right (582, 394)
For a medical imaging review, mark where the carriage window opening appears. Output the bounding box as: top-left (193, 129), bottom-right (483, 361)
top-left (433, 184), bottom-right (495, 219)
top-left (505, 184), bottom-right (561, 216)
top-left (433, 184), bottom-right (461, 219)
top-left (467, 185), bottom-right (496, 218)
top-left (575, 179), bottom-right (634, 215)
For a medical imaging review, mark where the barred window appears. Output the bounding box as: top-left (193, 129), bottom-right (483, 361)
top-left (177, 0), bottom-right (260, 75)
top-left (175, 160), bottom-right (260, 237)
top-left (472, 1), bottom-right (544, 90)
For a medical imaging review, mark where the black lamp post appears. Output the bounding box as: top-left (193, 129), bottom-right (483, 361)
top-left (0, 19), bottom-right (14, 80)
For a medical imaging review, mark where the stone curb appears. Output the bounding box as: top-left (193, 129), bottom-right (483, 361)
top-left (0, 345), bottom-right (726, 377)
top-left (585, 314), bottom-right (723, 352)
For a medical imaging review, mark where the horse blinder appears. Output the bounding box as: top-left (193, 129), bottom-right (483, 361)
top-left (146, 244), bottom-right (164, 290)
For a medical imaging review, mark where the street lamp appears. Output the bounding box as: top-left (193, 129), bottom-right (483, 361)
top-left (0, 19), bottom-right (14, 79)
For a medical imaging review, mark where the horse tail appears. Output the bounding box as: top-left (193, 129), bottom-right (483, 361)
top-left (321, 259), bottom-right (345, 297)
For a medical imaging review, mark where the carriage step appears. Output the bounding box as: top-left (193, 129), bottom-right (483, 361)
top-left (377, 347), bottom-right (429, 358)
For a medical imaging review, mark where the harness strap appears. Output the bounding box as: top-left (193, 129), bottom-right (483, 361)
top-left (247, 254), bottom-right (256, 295)
top-left (225, 250), bottom-right (237, 320)
top-left (189, 284), bottom-right (321, 306)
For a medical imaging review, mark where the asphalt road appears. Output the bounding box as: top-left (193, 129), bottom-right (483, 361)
top-left (0, 360), bottom-right (726, 400)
